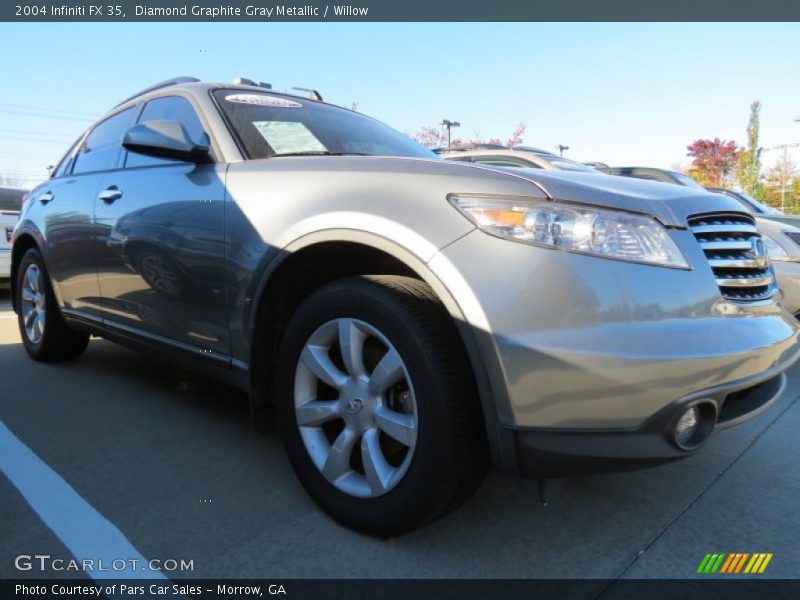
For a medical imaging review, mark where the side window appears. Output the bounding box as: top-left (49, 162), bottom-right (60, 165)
top-left (125, 96), bottom-right (207, 168)
top-left (72, 107), bottom-right (136, 175)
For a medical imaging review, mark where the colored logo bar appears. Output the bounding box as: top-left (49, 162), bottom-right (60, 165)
top-left (697, 553), bottom-right (773, 574)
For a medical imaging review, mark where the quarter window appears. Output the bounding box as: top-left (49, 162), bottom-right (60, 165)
top-left (71, 107), bottom-right (136, 175)
top-left (51, 138), bottom-right (82, 178)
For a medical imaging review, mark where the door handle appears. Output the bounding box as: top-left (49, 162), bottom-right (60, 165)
top-left (98, 186), bottom-right (122, 204)
top-left (40, 191), bottom-right (54, 205)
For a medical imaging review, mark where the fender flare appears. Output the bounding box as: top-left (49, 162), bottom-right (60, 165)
top-left (9, 222), bottom-right (47, 313)
top-left (248, 226), bottom-right (519, 474)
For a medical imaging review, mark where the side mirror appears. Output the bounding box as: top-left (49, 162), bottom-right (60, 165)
top-left (122, 120), bottom-right (211, 163)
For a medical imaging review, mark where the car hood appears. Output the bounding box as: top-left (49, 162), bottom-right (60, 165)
top-left (482, 166), bottom-right (749, 229)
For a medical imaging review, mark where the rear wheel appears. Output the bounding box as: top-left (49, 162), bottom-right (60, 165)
top-left (275, 275), bottom-right (488, 536)
top-left (16, 248), bottom-right (89, 361)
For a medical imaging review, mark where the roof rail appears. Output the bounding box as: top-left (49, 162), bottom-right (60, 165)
top-left (293, 87), bottom-right (323, 102)
top-left (114, 76), bottom-right (201, 108)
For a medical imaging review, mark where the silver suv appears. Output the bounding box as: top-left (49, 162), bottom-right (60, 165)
top-left (11, 78), bottom-right (800, 536)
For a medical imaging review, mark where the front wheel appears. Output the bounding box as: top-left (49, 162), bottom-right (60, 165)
top-left (275, 275), bottom-right (488, 536)
top-left (16, 248), bottom-right (89, 361)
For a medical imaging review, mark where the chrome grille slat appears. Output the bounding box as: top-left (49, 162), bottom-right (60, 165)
top-left (691, 223), bottom-right (759, 235)
top-left (688, 213), bottom-right (776, 303)
top-left (716, 274), bottom-right (775, 288)
top-left (699, 240), bottom-right (754, 251)
top-left (708, 257), bottom-right (767, 269)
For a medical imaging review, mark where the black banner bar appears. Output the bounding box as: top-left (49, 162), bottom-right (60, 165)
top-left (3, 579), bottom-right (800, 600)
top-left (2, 0), bottom-right (800, 22)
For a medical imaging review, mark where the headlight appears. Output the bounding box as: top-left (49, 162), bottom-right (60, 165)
top-left (762, 232), bottom-right (790, 261)
top-left (449, 195), bottom-right (690, 269)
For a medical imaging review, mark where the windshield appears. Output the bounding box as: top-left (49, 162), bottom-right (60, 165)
top-left (734, 192), bottom-right (783, 215)
top-left (214, 90), bottom-right (435, 160)
top-left (671, 172), bottom-right (705, 189)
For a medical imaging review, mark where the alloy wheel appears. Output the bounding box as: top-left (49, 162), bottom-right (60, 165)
top-left (20, 263), bottom-right (46, 344)
top-left (294, 318), bottom-right (418, 498)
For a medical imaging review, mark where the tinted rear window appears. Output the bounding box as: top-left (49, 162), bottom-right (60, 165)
top-left (0, 187), bottom-right (25, 211)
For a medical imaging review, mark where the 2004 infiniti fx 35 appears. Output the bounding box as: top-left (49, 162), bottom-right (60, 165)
top-left (11, 77), bottom-right (800, 535)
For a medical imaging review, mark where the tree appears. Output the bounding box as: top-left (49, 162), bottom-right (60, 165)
top-left (686, 138), bottom-right (740, 187)
top-left (506, 123), bottom-right (526, 148)
top-left (762, 158), bottom-right (799, 214)
top-left (409, 123), bottom-right (526, 149)
top-left (410, 125), bottom-right (449, 148)
top-left (738, 101), bottom-right (764, 200)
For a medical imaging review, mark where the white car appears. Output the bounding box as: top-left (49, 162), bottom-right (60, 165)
top-left (0, 187), bottom-right (25, 282)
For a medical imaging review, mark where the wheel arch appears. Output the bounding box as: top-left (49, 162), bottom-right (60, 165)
top-left (247, 230), bottom-right (516, 473)
top-left (9, 229), bottom-right (44, 314)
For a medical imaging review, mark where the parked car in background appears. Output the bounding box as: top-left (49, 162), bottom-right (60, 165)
top-left (706, 187), bottom-right (784, 217)
top-left (0, 186), bottom-right (25, 283)
top-left (440, 145), bottom-right (599, 172)
top-left (11, 77), bottom-right (800, 535)
top-left (595, 166), bottom-right (706, 189)
top-left (706, 187), bottom-right (800, 316)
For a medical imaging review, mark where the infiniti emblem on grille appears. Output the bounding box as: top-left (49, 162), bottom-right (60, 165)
top-left (346, 398), bottom-right (364, 414)
top-left (749, 237), bottom-right (769, 269)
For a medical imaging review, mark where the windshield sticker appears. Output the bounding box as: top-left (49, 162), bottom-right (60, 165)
top-left (253, 121), bottom-right (327, 154)
top-left (225, 94), bottom-right (302, 108)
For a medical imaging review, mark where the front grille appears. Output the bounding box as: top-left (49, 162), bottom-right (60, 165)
top-left (688, 213), bottom-right (776, 302)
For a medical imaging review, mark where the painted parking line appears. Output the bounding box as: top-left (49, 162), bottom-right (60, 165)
top-left (0, 420), bottom-right (167, 580)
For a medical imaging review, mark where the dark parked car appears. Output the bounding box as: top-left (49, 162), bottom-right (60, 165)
top-left (595, 166), bottom-right (706, 188)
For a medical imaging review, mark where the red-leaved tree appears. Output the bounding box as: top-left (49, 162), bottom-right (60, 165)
top-left (410, 123), bottom-right (526, 149)
top-left (686, 138), bottom-right (740, 187)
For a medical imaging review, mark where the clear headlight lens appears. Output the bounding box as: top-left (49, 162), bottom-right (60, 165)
top-left (762, 233), bottom-right (790, 261)
top-left (449, 195), bottom-right (690, 269)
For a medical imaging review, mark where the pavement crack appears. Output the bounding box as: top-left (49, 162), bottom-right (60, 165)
top-left (594, 389), bottom-right (800, 599)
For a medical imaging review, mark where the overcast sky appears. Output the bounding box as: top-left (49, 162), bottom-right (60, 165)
top-left (1, 22), bottom-right (798, 187)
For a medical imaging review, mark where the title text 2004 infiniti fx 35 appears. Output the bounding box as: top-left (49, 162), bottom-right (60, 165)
top-left (11, 78), bottom-right (800, 535)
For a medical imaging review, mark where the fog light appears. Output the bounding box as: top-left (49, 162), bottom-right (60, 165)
top-left (674, 406), bottom-right (700, 448)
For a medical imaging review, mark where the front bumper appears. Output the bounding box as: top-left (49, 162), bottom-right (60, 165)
top-left (510, 369), bottom-right (786, 478)
top-left (432, 228), bottom-right (800, 476)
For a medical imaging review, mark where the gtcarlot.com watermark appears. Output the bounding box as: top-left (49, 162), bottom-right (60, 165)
top-left (14, 554), bottom-right (194, 573)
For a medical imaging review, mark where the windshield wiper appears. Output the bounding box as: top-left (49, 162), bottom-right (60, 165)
top-left (268, 151), bottom-right (369, 158)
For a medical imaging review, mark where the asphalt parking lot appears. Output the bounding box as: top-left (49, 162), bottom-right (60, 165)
top-left (1, 286), bottom-right (799, 585)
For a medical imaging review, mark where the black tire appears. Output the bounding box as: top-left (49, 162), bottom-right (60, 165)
top-left (16, 247), bottom-right (90, 361)
top-left (274, 275), bottom-right (488, 537)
